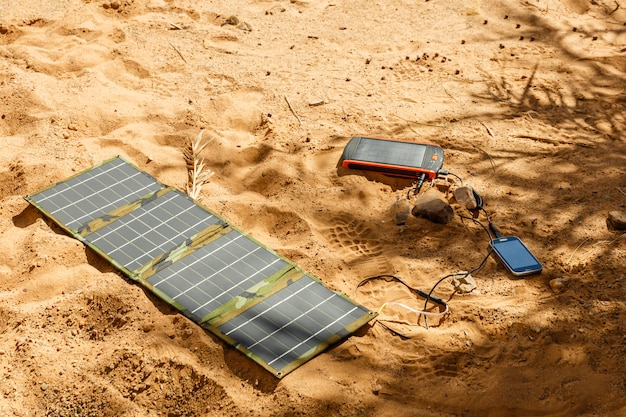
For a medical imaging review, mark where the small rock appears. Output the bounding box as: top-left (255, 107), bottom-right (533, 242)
top-left (412, 191), bottom-right (454, 224)
top-left (237, 22), bottom-right (253, 32)
top-left (372, 384), bottom-right (382, 395)
top-left (40, 383), bottom-right (48, 391)
top-left (453, 185), bottom-right (477, 210)
top-left (391, 196), bottom-right (411, 225)
top-left (451, 274), bottom-right (477, 294)
top-left (222, 15), bottom-right (239, 26)
top-left (607, 211), bottom-right (626, 230)
top-left (110, 1), bottom-right (120, 10)
top-left (549, 277), bottom-right (570, 293)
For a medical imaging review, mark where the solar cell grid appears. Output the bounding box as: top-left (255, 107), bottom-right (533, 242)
top-left (85, 189), bottom-right (220, 272)
top-left (218, 276), bottom-right (371, 375)
top-left (354, 137), bottom-right (425, 167)
top-left (147, 229), bottom-right (290, 320)
top-left (27, 158), bottom-right (164, 231)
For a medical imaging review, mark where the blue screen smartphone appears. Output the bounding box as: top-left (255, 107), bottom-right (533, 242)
top-left (489, 236), bottom-right (542, 276)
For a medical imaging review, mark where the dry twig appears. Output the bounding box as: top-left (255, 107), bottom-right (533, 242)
top-left (460, 137), bottom-right (497, 173)
top-left (567, 237), bottom-right (590, 265)
top-left (168, 42), bottom-right (188, 64)
top-left (478, 120), bottom-right (495, 137)
top-left (183, 129), bottom-right (214, 200)
top-left (284, 96), bottom-right (302, 125)
top-left (513, 134), bottom-right (595, 148)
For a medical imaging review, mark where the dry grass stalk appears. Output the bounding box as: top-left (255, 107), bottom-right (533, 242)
top-left (184, 129), bottom-right (214, 200)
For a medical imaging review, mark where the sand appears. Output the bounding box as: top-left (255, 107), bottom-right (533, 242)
top-left (1, 0), bottom-right (625, 416)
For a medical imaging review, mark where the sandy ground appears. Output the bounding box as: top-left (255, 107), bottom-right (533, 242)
top-left (1, 0), bottom-right (625, 416)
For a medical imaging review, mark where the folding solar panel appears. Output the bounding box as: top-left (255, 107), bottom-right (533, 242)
top-left (25, 156), bottom-right (375, 378)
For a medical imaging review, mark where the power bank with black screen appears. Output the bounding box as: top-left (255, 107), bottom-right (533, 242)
top-left (338, 136), bottom-right (444, 180)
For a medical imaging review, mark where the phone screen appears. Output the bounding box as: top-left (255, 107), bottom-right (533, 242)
top-left (490, 236), bottom-right (542, 276)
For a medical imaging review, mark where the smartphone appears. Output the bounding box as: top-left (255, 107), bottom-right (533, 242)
top-left (490, 236), bottom-right (542, 276)
top-left (338, 136), bottom-right (444, 180)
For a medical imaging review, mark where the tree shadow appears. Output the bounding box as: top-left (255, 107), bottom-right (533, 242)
top-left (322, 3), bottom-right (626, 415)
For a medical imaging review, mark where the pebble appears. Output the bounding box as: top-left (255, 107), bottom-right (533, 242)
top-left (412, 191), bottom-right (454, 224)
top-left (222, 15), bottom-right (239, 26)
top-left (549, 277), bottom-right (570, 293)
top-left (392, 196), bottom-right (411, 225)
top-left (453, 185), bottom-right (478, 210)
top-left (451, 274), bottom-right (477, 294)
top-left (607, 211), bottom-right (626, 230)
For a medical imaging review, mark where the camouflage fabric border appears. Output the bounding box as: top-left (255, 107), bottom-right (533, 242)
top-left (199, 265), bottom-right (304, 327)
top-left (77, 187), bottom-right (174, 237)
top-left (135, 221), bottom-right (231, 280)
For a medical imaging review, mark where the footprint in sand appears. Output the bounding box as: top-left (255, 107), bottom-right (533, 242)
top-left (324, 215), bottom-right (390, 276)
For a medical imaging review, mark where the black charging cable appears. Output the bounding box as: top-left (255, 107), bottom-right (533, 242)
top-left (407, 172), bottom-right (428, 199)
top-left (489, 222), bottom-right (503, 239)
top-left (437, 169), bottom-right (464, 185)
top-left (406, 169), bottom-right (466, 200)
top-left (354, 274), bottom-right (449, 338)
top-left (421, 212), bottom-right (494, 328)
top-left (368, 176), bottom-right (501, 333)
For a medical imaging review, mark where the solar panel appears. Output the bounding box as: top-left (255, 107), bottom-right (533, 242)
top-left (215, 275), bottom-right (373, 377)
top-left (84, 188), bottom-right (222, 274)
top-left (352, 137), bottom-right (427, 167)
top-left (146, 229), bottom-right (292, 322)
top-left (26, 158), bottom-right (165, 234)
top-left (25, 156), bottom-right (375, 378)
